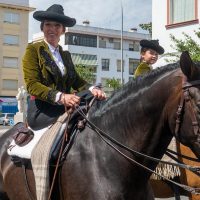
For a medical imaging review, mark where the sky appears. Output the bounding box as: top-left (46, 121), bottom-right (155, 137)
top-left (28, 0), bottom-right (152, 40)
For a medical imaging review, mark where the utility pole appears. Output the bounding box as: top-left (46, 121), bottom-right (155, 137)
top-left (120, 0), bottom-right (124, 85)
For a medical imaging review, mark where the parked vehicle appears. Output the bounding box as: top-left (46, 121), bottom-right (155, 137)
top-left (0, 113), bottom-right (14, 126)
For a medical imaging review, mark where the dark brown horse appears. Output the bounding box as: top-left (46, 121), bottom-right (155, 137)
top-left (0, 51), bottom-right (200, 200)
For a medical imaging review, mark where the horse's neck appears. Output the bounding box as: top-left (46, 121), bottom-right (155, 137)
top-left (66, 69), bottom-right (182, 198)
top-left (91, 72), bottom-right (179, 158)
top-left (70, 74), bottom-right (180, 197)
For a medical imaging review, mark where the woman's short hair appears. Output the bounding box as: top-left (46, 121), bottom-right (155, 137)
top-left (40, 21), bottom-right (66, 32)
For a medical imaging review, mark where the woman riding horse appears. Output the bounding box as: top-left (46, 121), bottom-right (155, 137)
top-left (23, 4), bottom-right (105, 130)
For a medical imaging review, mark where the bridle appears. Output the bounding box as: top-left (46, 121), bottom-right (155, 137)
top-left (23, 76), bottom-right (200, 199)
top-left (74, 94), bottom-right (200, 194)
top-left (23, 77), bottom-right (200, 200)
top-left (175, 75), bottom-right (200, 143)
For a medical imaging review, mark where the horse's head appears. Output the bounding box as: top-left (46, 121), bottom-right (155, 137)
top-left (177, 51), bottom-right (200, 159)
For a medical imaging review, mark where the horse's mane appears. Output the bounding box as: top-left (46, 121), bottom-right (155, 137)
top-left (90, 62), bottom-right (180, 119)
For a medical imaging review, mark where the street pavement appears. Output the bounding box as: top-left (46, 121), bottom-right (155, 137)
top-left (0, 126), bottom-right (190, 200)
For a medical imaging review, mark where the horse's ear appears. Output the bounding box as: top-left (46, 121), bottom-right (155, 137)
top-left (180, 51), bottom-right (194, 79)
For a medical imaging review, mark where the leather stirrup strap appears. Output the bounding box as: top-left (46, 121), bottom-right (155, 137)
top-left (48, 108), bottom-right (71, 200)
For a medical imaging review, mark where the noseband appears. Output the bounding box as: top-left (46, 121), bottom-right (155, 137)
top-left (175, 76), bottom-right (200, 142)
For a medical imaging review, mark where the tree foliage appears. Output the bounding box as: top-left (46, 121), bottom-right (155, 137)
top-left (75, 64), bottom-right (95, 84)
top-left (139, 22), bottom-right (152, 34)
top-left (106, 78), bottom-right (122, 91)
top-left (168, 29), bottom-right (200, 62)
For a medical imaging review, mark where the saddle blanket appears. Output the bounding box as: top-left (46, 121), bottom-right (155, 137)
top-left (31, 113), bottom-right (69, 200)
top-left (7, 126), bottom-right (49, 159)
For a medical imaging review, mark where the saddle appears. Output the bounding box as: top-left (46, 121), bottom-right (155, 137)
top-left (7, 91), bottom-right (97, 200)
top-left (13, 125), bottom-right (34, 147)
top-left (9, 90), bottom-right (95, 164)
top-left (50, 91), bottom-right (94, 164)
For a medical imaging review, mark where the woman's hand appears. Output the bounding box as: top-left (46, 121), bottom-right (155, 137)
top-left (91, 88), bottom-right (106, 100)
top-left (59, 93), bottom-right (80, 108)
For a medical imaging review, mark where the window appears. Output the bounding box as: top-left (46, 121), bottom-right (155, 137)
top-left (129, 59), bottom-right (139, 75)
top-left (114, 42), bottom-right (121, 50)
top-left (99, 40), bottom-right (106, 48)
top-left (3, 57), bottom-right (18, 68)
top-left (129, 44), bottom-right (134, 51)
top-left (102, 59), bottom-right (110, 71)
top-left (129, 42), bottom-right (140, 51)
top-left (65, 33), bottom-right (97, 47)
top-left (3, 35), bottom-right (19, 45)
top-left (2, 79), bottom-right (18, 90)
top-left (168, 0), bottom-right (196, 24)
top-left (4, 12), bottom-right (20, 24)
top-left (117, 60), bottom-right (124, 72)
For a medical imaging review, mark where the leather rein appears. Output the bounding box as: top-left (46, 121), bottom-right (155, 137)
top-left (74, 77), bottom-right (200, 194)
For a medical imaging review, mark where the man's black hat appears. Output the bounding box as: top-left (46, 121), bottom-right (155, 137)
top-left (140, 39), bottom-right (164, 55)
top-left (33, 4), bottom-right (76, 27)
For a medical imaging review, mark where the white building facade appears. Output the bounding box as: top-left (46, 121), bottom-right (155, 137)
top-left (152, 0), bottom-right (199, 54)
top-left (33, 24), bottom-right (150, 86)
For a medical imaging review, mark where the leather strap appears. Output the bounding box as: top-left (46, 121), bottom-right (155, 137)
top-left (48, 108), bottom-right (71, 200)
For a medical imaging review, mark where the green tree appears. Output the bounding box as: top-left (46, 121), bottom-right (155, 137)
top-left (106, 78), bottom-right (122, 91)
top-left (168, 29), bottom-right (200, 62)
top-left (75, 64), bottom-right (95, 84)
top-left (139, 22), bottom-right (152, 35)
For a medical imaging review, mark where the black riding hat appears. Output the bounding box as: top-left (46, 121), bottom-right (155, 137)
top-left (33, 4), bottom-right (76, 27)
top-left (140, 39), bottom-right (164, 55)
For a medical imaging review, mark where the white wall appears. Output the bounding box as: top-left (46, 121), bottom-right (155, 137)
top-left (152, 0), bottom-right (200, 54)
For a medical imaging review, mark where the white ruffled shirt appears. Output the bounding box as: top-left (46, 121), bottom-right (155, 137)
top-left (45, 40), bottom-right (65, 76)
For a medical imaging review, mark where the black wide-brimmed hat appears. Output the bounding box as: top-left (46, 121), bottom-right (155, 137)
top-left (140, 39), bottom-right (164, 55)
top-left (33, 4), bottom-right (76, 27)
